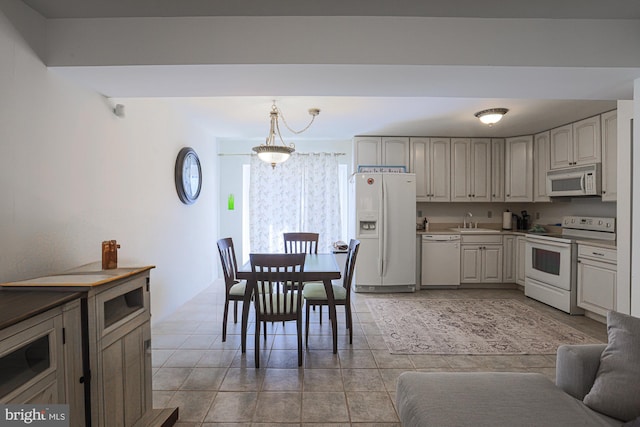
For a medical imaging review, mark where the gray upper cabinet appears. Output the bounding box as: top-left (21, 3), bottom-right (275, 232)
top-left (491, 139), bottom-right (505, 202)
top-left (505, 135), bottom-right (533, 202)
top-left (353, 136), bottom-right (409, 171)
top-left (533, 131), bottom-right (551, 202)
top-left (451, 138), bottom-right (491, 202)
top-left (410, 137), bottom-right (450, 202)
top-left (600, 110), bottom-right (617, 201)
top-left (550, 116), bottom-right (601, 169)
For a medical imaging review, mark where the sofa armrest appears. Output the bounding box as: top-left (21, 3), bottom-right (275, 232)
top-left (556, 344), bottom-right (607, 400)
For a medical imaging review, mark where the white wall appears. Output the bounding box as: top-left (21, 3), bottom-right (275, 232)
top-left (633, 79), bottom-right (640, 316)
top-left (617, 100), bottom-right (634, 315)
top-left (0, 4), bottom-right (218, 324)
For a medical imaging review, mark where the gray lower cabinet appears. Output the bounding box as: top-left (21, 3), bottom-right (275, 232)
top-left (460, 235), bottom-right (503, 283)
top-left (89, 270), bottom-right (153, 427)
top-left (0, 298), bottom-right (84, 422)
top-left (516, 236), bottom-right (527, 286)
top-left (503, 235), bottom-right (517, 283)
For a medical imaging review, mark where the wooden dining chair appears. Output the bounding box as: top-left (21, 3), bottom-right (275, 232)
top-left (303, 239), bottom-right (360, 346)
top-left (216, 238), bottom-right (247, 342)
top-left (284, 232), bottom-right (319, 254)
top-left (249, 253), bottom-right (306, 368)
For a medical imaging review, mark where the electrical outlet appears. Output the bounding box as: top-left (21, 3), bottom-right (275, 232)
top-left (487, 211), bottom-right (492, 218)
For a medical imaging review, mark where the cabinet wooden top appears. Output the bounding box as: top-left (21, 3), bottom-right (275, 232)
top-left (0, 263), bottom-right (155, 288)
top-left (0, 290), bottom-right (82, 330)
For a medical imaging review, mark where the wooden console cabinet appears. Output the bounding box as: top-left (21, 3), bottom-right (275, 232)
top-left (1, 264), bottom-right (177, 427)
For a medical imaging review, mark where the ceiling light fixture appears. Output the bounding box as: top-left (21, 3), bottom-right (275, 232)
top-left (252, 101), bottom-right (320, 169)
top-left (474, 108), bottom-right (509, 126)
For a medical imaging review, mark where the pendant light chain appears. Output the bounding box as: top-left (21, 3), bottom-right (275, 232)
top-left (274, 102), bottom-right (319, 135)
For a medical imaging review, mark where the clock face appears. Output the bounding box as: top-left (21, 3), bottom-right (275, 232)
top-left (175, 147), bottom-right (202, 204)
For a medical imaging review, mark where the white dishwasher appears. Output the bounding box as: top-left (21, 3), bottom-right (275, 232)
top-left (421, 234), bottom-right (461, 288)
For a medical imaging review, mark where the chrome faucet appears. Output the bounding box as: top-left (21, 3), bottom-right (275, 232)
top-left (463, 212), bottom-right (473, 228)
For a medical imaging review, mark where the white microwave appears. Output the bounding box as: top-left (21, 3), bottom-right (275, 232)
top-left (546, 163), bottom-right (601, 197)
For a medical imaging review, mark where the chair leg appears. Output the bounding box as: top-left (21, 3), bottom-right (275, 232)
top-left (255, 318), bottom-right (260, 369)
top-left (233, 300), bottom-right (238, 323)
top-left (347, 304), bottom-right (353, 344)
top-left (222, 299), bottom-right (230, 342)
top-left (319, 304), bottom-right (322, 324)
top-left (263, 320), bottom-right (267, 341)
top-left (297, 316), bottom-right (303, 367)
top-left (305, 302), bottom-right (311, 348)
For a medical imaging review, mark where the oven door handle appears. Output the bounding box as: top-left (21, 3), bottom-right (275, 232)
top-left (526, 238), bottom-right (570, 249)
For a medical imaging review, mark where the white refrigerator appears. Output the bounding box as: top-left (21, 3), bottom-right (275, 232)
top-left (354, 173), bottom-right (416, 292)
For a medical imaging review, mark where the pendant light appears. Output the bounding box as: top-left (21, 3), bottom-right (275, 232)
top-left (252, 101), bottom-right (320, 169)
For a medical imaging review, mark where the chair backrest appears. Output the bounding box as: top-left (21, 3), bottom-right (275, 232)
top-left (342, 239), bottom-right (360, 291)
top-left (217, 238), bottom-right (239, 292)
top-left (283, 232), bottom-right (319, 254)
top-left (249, 253), bottom-right (306, 318)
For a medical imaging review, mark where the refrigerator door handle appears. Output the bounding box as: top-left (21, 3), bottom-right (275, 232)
top-left (381, 178), bottom-right (388, 277)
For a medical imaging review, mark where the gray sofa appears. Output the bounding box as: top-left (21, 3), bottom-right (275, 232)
top-left (396, 344), bottom-right (622, 427)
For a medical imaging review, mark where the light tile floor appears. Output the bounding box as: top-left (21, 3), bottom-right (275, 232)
top-left (151, 283), bottom-right (607, 426)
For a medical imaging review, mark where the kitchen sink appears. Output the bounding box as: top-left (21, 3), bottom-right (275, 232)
top-left (449, 227), bottom-right (499, 233)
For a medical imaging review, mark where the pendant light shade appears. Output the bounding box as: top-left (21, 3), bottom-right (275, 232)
top-left (475, 108), bottom-right (509, 125)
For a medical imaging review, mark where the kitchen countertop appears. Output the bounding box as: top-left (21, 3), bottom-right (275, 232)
top-left (575, 239), bottom-right (617, 249)
top-left (416, 227), bottom-right (617, 248)
top-left (0, 290), bottom-right (82, 330)
top-left (417, 229), bottom-right (529, 236)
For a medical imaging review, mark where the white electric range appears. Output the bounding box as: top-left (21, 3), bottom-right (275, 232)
top-left (524, 216), bottom-right (616, 314)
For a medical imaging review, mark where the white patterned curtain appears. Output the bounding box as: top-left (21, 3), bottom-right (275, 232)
top-left (249, 153), bottom-right (342, 253)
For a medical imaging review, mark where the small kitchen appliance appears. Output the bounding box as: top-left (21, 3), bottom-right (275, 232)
top-left (546, 163), bottom-right (601, 197)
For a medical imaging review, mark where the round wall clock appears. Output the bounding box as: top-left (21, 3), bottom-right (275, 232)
top-left (175, 147), bottom-right (202, 205)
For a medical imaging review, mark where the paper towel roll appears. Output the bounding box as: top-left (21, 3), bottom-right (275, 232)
top-left (502, 211), bottom-right (512, 230)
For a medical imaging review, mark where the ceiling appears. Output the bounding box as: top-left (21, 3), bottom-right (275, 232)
top-left (20, 0), bottom-right (640, 19)
top-left (22, 0), bottom-right (639, 141)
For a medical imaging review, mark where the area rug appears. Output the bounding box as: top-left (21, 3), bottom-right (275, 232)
top-left (366, 298), bottom-right (603, 355)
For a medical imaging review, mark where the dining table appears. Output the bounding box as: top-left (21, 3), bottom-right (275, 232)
top-left (236, 253), bottom-right (342, 354)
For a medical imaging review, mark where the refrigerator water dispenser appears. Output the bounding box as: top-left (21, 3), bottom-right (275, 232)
top-left (359, 220), bottom-right (377, 235)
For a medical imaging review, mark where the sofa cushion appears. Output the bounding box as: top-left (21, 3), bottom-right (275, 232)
top-left (397, 372), bottom-right (621, 427)
top-left (583, 311), bottom-right (640, 422)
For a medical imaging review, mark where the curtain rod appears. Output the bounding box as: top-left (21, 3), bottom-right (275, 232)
top-left (218, 152), bottom-right (346, 156)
